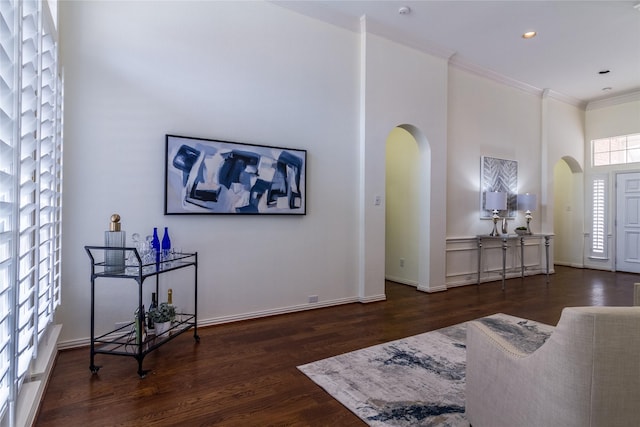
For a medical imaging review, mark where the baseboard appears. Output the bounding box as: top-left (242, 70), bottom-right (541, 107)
top-left (554, 261), bottom-right (584, 268)
top-left (58, 296), bottom-right (365, 349)
top-left (384, 275), bottom-right (418, 287)
top-left (200, 296), bottom-right (361, 327)
top-left (418, 284), bottom-right (447, 293)
top-left (358, 293), bottom-right (386, 303)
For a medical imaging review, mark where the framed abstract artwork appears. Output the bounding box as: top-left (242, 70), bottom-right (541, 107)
top-left (165, 135), bottom-right (306, 215)
top-left (480, 156), bottom-right (517, 219)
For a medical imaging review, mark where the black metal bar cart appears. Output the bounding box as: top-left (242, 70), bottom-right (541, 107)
top-left (85, 246), bottom-right (199, 378)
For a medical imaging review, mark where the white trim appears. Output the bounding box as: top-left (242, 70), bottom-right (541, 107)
top-left (586, 90), bottom-right (640, 111)
top-left (449, 56), bottom-right (586, 108)
top-left (384, 275), bottom-right (418, 287)
top-left (359, 294), bottom-right (386, 303)
top-left (554, 261), bottom-right (585, 269)
top-left (57, 297), bottom-right (368, 350)
top-left (545, 89), bottom-right (587, 109)
top-left (450, 55), bottom-right (540, 98)
top-left (419, 284), bottom-right (447, 293)
top-left (16, 324), bottom-right (60, 427)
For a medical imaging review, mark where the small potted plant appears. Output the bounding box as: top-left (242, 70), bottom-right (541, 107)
top-left (515, 226), bottom-right (529, 235)
top-left (148, 302), bottom-right (175, 336)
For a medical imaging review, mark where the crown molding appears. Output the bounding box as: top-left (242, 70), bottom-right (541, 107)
top-left (544, 90), bottom-right (586, 109)
top-left (449, 55), bottom-right (588, 109)
top-left (586, 90), bottom-right (640, 111)
top-left (449, 55), bottom-right (542, 97)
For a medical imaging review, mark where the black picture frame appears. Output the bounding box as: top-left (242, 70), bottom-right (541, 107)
top-left (165, 134), bottom-right (307, 215)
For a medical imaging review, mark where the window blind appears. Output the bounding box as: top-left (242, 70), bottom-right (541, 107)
top-left (0, 0), bottom-right (18, 417)
top-left (591, 177), bottom-right (606, 257)
top-left (0, 0), bottom-right (62, 422)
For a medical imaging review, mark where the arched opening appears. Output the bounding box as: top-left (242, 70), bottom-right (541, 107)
top-left (384, 124), bottom-right (431, 290)
top-left (552, 156), bottom-right (584, 267)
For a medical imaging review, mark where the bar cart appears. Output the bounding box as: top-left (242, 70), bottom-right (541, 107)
top-left (85, 246), bottom-right (199, 378)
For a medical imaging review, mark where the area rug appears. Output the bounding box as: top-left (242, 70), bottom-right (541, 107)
top-left (297, 314), bottom-right (554, 427)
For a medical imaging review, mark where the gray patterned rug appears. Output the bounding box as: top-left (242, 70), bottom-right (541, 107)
top-left (297, 314), bottom-right (554, 427)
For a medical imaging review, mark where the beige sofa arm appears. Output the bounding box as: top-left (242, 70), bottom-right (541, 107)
top-left (466, 307), bottom-right (640, 427)
top-left (465, 320), bottom-right (533, 427)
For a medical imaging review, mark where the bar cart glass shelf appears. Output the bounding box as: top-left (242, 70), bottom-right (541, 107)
top-left (85, 246), bottom-right (199, 378)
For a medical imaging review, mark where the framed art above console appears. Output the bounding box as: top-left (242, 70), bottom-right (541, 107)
top-left (480, 156), bottom-right (517, 219)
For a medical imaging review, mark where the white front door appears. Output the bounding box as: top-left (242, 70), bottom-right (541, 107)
top-left (616, 172), bottom-right (640, 273)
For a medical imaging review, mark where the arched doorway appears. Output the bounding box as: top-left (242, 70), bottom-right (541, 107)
top-left (384, 124), bottom-right (431, 290)
top-left (552, 156), bottom-right (584, 267)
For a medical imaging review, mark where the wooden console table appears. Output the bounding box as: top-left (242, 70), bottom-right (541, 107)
top-left (476, 234), bottom-right (552, 290)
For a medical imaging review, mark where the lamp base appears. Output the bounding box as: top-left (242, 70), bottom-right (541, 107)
top-left (489, 217), bottom-right (499, 236)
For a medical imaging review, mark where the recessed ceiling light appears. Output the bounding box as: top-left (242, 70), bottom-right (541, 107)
top-left (602, 87), bottom-right (613, 91)
top-left (398, 6), bottom-right (411, 15)
top-left (599, 70), bottom-right (611, 75)
top-left (522, 31), bottom-right (537, 39)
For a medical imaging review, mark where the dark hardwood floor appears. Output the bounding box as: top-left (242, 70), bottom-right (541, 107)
top-left (35, 266), bottom-right (638, 426)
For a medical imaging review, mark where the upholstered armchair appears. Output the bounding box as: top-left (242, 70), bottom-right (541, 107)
top-left (465, 306), bottom-right (640, 427)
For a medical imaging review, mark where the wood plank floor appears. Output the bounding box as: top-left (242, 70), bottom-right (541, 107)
top-left (35, 266), bottom-right (638, 426)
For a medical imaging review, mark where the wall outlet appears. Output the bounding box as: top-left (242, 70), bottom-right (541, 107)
top-left (308, 295), bottom-right (319, 303)
top-left (400, 258), bottom-right (405, 267)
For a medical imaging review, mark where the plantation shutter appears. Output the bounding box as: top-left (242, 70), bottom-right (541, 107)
top-left (0, 0), bottom-right (18, 415)
top-left (0, 0), bottom-right (62, 421)
top-left (35, 25), bottom-right (60, 340)
top-left (591, 176), bottom-right (607, 258)
top-left (17, 0), bottom-right (39, 388)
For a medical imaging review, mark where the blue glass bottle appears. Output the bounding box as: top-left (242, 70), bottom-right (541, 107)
top-left (161, 227), bottom-right (171, 259)
top-left (151, 227), bottom-right (160, 264)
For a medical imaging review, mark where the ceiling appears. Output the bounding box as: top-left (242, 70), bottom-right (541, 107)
top-left (273, 1), bottom-right (640, 106)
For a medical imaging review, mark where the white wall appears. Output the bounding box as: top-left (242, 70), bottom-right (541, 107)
top-left (58, 1), bottom-right (365, 344)
top-left (586, 98), bottom-right (640, 141)
top-left (57, 0), bottom-right (594, 346)
top-left (446, 68), bottom-right (544, 286)
top-left (447, 68), bottom-right (541, 239)
top-left (444, 71), bottom-right (586, 286)
top-left (546, 97), bottom-right (585, 268)
top-left (362, 32), bottom-right (448, 293)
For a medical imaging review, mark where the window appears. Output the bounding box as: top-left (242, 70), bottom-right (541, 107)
top-left (0, 0), bottom-right (62, 423)
top-left (590, 176), bottom-right (607, 259)
top-left (592, 133), bottom-right (640, 166)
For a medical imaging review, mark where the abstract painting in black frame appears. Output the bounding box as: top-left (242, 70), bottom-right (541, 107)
top-left (165, 135), bottom-right (307, 215)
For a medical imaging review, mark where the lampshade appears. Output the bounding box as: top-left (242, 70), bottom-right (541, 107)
top-left (517, 193), bottom-right (537, 212)
top-left (485, 191), bottom-right (507, 211)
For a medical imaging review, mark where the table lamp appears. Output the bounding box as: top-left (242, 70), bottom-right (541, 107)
top-left (484, 191), bottom-right (507, 236)
top-left (517, 193), bottom-right (537, 234)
